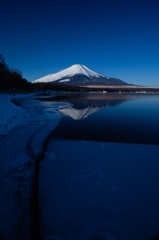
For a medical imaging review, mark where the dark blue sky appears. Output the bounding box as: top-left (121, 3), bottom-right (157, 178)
top-left (1, 0), bottom-right (159, 86)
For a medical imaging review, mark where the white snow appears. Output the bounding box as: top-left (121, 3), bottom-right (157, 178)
top-left (0, 93), bottom-right (34, 135)
top-left (33, 64), bottom-right (105, 83)
top-left (59, 79), bottom-right (70, 83)
top-left (0, 93), bottom-right (70, 240)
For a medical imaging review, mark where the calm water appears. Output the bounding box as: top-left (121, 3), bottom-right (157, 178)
top-left (37, 93), bottom-right (159, 145)
top-left (37, 93), bottom-right (159, 240)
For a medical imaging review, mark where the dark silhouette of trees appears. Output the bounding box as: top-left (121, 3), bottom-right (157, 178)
top-left (0, 54), bottom-right (32, 91)
top-left (0, 54), bottom-right (9, 72)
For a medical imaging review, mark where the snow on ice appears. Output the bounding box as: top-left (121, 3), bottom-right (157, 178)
top-left (0, 93), bottom-right (70, 240)
top-left (0, 93), bottom-right (37, 135)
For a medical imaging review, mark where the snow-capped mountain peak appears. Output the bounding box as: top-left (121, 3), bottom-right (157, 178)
top-left (33, 64), bottom-right (105, 83)
top-left (67, 64), bottom-right (105, 78)
top-left (33, 64), bottom-right (128, 86)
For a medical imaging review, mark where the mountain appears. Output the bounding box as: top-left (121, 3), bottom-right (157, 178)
top-left (33, 64), bottom-right (128, 86)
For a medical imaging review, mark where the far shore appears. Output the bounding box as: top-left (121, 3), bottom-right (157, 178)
top-left (80, 85), bottom-right (159, 92)
top-left (84, 85), bottom-right (158, 88)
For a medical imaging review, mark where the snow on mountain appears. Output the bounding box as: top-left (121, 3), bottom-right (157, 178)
top-left (33, 64), bottom-right (106, 83)
top-left (59, 79), bottom-right (70, 83)
top-left (33, 64), bottom-right (128, 86)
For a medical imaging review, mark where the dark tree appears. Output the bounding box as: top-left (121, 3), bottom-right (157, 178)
top-left (0, 54), bottom-right (32, 91)
top-left (0, 54), bottom-right (9, 72)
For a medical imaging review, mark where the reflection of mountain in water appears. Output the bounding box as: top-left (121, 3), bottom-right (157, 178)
top-left (36, 93), bottom-right (134, 120)
top-left (59, 106), bottom-right (100, 120)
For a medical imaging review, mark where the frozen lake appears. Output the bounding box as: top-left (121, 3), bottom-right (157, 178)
top-left (36, 93), bottom-right (159, 240)
top-left (0, 93), bottom-right (159, 240)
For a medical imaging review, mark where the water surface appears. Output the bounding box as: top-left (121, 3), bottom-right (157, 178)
top-left (37, 93), bottom-right (159, 240)
top-left (37, 93), bottom-right (159, 145)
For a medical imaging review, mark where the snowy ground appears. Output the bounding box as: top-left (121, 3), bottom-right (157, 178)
top-left (0, 93), bottom-right (34, 135)
top-left (0, 93), bottom-right (70, 240)
top-left (0, 94), bottom-right (159, 240)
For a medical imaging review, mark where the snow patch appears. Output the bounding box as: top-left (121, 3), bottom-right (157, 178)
top-left (59, 79), bottom-right (70, 83)
top-left (0, 93), bottom-right (34, 135)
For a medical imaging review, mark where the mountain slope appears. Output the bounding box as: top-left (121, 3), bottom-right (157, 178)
top-left (33, 64), bottom-right (128, 86)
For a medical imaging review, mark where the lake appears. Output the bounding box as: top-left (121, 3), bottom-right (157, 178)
top-left (37, 93), bottom-right (159, 145)
top-left (37, 93), bottom-right (159, 240)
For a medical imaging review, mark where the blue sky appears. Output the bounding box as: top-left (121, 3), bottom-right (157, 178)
top-left (1, 0), bottom-right (159, 86)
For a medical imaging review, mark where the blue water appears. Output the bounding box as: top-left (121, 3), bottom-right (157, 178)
top-left (37, 93), bottom-right (159, 240)
top-left (38, 93), bottom-right (159, 145)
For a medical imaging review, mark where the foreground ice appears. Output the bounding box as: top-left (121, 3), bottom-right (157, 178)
top-left (0, 94), bottom-right (69, 240)
top-left (0, 93), bottom-right (35, 135)
top-left (39, 139), bottom-right (159, 240)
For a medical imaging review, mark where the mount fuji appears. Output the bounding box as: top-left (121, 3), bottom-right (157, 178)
top-left (33, 64), bottom-right (128, 86)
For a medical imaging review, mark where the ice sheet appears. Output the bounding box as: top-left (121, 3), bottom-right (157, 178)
top-left (0, 94), bottom-right (70, 240)
top-left (39, 138), bottom-right (159, 240)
